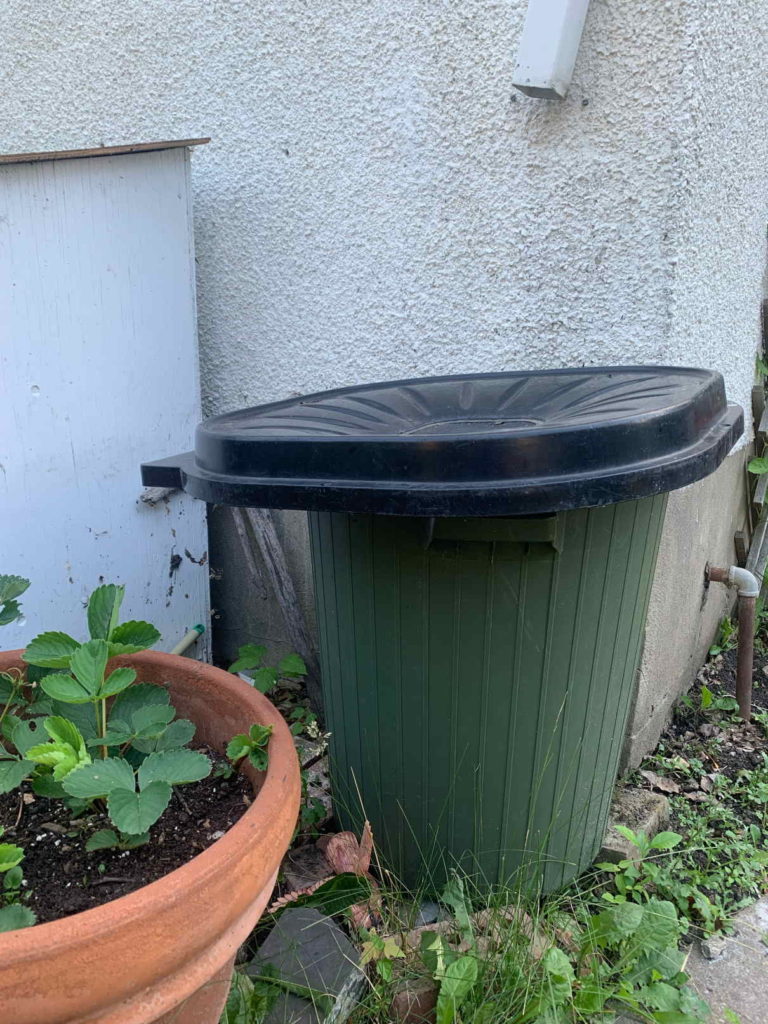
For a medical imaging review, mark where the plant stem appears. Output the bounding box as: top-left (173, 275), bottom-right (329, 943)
top-left (0, 672), bottom-right (22, 730)
top-left (101, 700), bottom-right (108, 760)
top-left (94, 701), bottom-right (107, 760)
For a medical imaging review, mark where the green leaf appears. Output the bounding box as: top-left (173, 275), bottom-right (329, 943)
top-left (302, 873), bottom-right (372, 917)
top-left (70, 639), bottom-right (109, 695)
top-left (25, 697), bottom-right (54, 717)
top-left (86, 724), bottom-right (133, 748)
top-left (228, 643), bottom-right (267, 674)
top-left (154, 719), bottom-right (195, 751)
top-left (130, 704), bottom-right (175, 736)
top-left (108, 620), bottom-right (161, 655)
top-left (43, 715), bottom-right (88, 752)
top-left (0, 601), bottom-right (22, 626)
top-left (436, 954), bottom-right (478, 1024)
top-left (0, 904), bottom-right (36, 932)
top-left (87, 584), bottom-right (125, 640)
top-left (614, 824), bottom-right (648, 854)
top-left (40, 673), bottom-right (94, 704)
top-left (651, 1014), bottom-right (703, 1024)
top-left (248, 747), bottom-right (269, 772)
top-left (226, 735), bottom-right (251, 762)
top-left (540, 946), bottom-right (574, 998)
top-left (630, 900), bottom-right (681, 956)
top-left (108, 780), bottom-right (172, 834)
top-left (649, 831), bottom-right (683, 851)
top-left (10, 718), bottom-right (45, 756)
top-left (100, 667), bottom-right (137, 698)
top-left (591, 901), bottom-right (644, 946)
top-left (62, 757), bottom-right (135, 799)
top-left (0, 842), bottom-right (24, 872)
top-left (221, 969), bottom-right (260, 1024)
top-left (0, 575), bottom-right (30, 604)
top-left (3, 865), bottom-right (23, 891)
top-left (251, 667), bottom-right (279, 693)
top-left (49, 700), bottom-right (98, 739)
top-left (23, 631), bottom-right (80, 669)
top-left (249, 723), bottom-right (273, 745)
top-left (268, 873), bottom-right (372, 919)
top-left (441, 876), bottom-right (473, 944)
top-left (748, 457), bottom-right (768, 475)
top-left (85, 829), bottom-right (120, 851)
top-left (249, 745), bottom-right (270, 770)
top-left (111, 683), bottom-right (170, 723)
top-left (32, 773), bottom-right (65, 798)
top-left (636, 981), bottom-right (683, 1012)
top-left (277, 653), bottom-right (307, 677)
top-left (26, 736), bottom-right (91, 780)
top-left (120, 830), bottom-right (150, 849)
top-left (138, 748), bottom-right (211, 787)
top-left (0, 674), bottom-right (15, 703)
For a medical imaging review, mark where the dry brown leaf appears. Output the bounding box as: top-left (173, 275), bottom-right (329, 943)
top-left (325, 832), bottom-right (363, 874)
top-left (639, 770), bottom-right (680, 794)
top-left (358, 820), bottom-right (373, 873)
top-left (266, 875), bottom-right (334, 915)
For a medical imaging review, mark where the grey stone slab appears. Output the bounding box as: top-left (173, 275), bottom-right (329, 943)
top-left (247, 906), bottom-right (366, 1024)
top-left (685, 897), bottom-right (768, 1024)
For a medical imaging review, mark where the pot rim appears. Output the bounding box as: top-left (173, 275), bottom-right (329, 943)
top-left (0, 648), bottom-right (299, 950)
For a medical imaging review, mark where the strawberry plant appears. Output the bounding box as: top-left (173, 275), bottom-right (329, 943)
top-left (0, 827), bottom-right (34, 933)
top-left (0, 582), bottom-right (213, 848)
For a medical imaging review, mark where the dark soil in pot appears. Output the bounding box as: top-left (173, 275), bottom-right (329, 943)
top-left (0, 746), bottom-right (250, 924)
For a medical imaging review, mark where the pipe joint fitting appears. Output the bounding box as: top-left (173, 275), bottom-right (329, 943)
top-left (707, 564), bottom-right (760, 598)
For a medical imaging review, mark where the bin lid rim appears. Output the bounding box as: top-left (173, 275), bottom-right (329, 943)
top-left (141, 365), bottom-right (744, 515)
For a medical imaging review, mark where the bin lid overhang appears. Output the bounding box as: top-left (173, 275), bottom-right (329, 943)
top-left (141, 366), bottom-right (743, 516)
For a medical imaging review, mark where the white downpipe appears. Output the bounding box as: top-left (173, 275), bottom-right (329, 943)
top-left (512, 0), bottom-right (592, 100)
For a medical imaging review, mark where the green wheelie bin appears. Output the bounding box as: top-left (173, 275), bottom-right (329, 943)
top-left (142, 366), bottom-right (742, 891)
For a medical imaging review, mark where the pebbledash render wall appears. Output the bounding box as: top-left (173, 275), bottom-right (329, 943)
top-left (4, 0), bottom-right (768, 763)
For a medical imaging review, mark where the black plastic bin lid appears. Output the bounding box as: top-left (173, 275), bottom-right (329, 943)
top-left (141, 366), bottom-right (743, 516)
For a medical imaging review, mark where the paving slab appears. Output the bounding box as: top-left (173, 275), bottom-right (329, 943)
top-left (685, 897), bottom-right (768, 1024)
top-left (247, 906), bottom-right (365, 1024)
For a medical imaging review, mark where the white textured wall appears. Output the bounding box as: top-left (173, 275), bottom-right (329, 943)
top-left (3, 0), bottom-right (766, 424)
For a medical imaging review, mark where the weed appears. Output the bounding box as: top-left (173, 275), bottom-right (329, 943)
top-left (228, 644), bottom-right (307, 695)
top-left (708, 617), bottom-right (738, 658)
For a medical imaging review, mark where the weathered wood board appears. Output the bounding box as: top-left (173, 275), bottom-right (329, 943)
top-left (0, 145), bottom-right (209, 655)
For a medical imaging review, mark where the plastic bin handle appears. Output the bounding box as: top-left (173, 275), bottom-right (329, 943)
top-left (426, 516), bottom-right (563, 551)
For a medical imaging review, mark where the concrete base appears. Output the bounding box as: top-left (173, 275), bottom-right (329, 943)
top-left (599, 787), bottom-right (670, 864)
top-left (623, 448), bottom-right (748, 768)
top-left (210, 449), bottom-right (749, 769)
top-left (685, 897), bottom-right (768, 1024)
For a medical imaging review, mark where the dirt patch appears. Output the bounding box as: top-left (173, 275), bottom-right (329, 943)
top-left (0, 747), bottom-right (250, 924)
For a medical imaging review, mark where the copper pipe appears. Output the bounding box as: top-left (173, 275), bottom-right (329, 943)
top-left (707, 564), bottom-right (759, 722)
top-left (736, 595), bottom-right (756, 722)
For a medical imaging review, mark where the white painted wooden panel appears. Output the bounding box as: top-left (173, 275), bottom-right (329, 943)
top-left (0, 147), bottom-right (210, 657)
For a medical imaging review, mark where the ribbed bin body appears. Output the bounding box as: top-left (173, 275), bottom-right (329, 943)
top-left (309, 494), bottom-right (667, 892)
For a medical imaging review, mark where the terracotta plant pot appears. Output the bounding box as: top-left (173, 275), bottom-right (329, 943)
top-left (0, 649), bottom-right (301, 1024)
